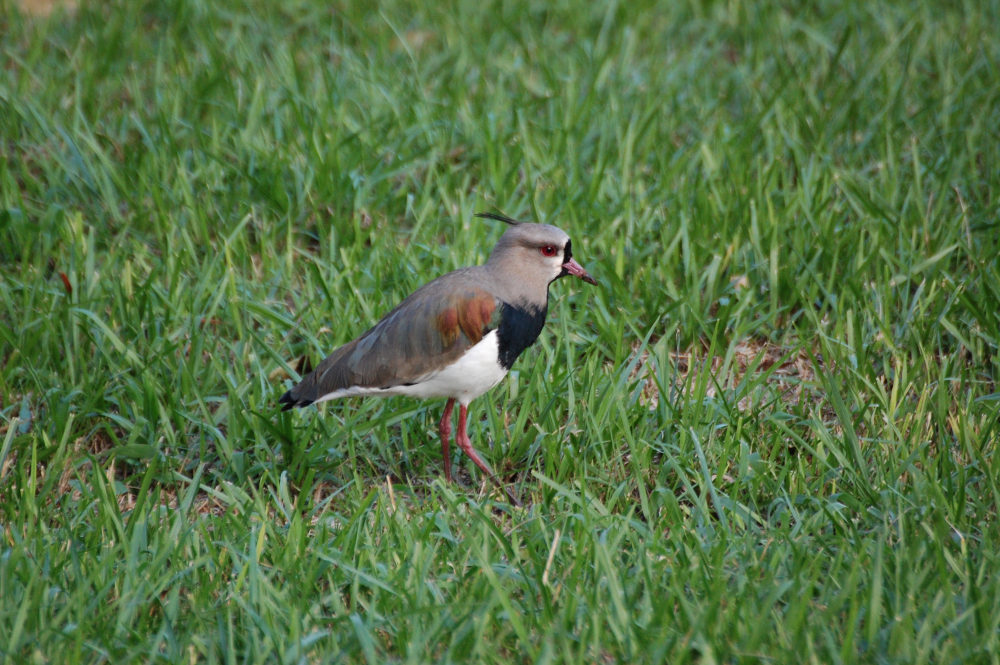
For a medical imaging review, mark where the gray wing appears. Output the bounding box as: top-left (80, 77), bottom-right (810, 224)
top-left (279, 274), bottom-right (500, 408)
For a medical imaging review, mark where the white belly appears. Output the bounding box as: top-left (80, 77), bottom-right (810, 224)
top-left (312, 330), bottom-right (508, 406)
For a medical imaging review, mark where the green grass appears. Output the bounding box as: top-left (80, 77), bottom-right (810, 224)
top-left (2, 0), bottom-right (999, 662)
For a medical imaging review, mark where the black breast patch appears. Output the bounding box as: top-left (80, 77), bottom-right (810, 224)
top-left (496, 301), bottom-right (548, 369)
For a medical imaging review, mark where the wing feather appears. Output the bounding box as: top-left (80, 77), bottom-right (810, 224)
top-left (280, 274), bottom-right (501, 407)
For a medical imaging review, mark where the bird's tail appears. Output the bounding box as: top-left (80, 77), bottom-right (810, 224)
top-left (278, 389), bottom-right (313, 411)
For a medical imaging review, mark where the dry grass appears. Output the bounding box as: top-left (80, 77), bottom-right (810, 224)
top-left (626, 338), bottom-right (824, 412)
top-left (14, 0), bottom-right (76, 17)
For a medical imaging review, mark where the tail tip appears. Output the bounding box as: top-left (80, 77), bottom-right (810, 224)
top-left (279, 390), bottom-right (312, 411)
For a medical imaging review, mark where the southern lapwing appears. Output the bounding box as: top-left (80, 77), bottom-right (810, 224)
top-left (279, 212), bottom-right (596, 505)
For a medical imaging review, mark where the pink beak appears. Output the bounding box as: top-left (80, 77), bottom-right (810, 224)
top-left (562, 258), bottom-right (597, 285)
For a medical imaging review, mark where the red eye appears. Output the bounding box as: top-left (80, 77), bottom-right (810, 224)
top-left (540, 245), bottom-right (557, 257)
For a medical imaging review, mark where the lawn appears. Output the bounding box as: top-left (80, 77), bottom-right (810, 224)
top-left (2, 0), bottom-right (999, 662)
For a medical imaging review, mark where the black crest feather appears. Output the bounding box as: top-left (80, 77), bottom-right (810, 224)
top-left (475, 211), bottom-right (523, 226)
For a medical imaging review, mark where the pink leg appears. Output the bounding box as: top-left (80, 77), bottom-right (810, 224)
top-left (455, 404), bottom-right (522, 506)
top-left (438, 398), bottom-right (455, 482)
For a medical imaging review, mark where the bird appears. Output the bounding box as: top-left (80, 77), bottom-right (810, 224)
top-left (279, 212), bottom-right (597, 505)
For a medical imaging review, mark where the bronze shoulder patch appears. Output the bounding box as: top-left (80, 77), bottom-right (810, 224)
top-left (457, 292), bottom-right (497, 344)
top-left (435, 306), bottom-right (460, 347)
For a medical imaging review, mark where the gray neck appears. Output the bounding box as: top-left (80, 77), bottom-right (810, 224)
top-left (482, 257), bottom-right (552, 309)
